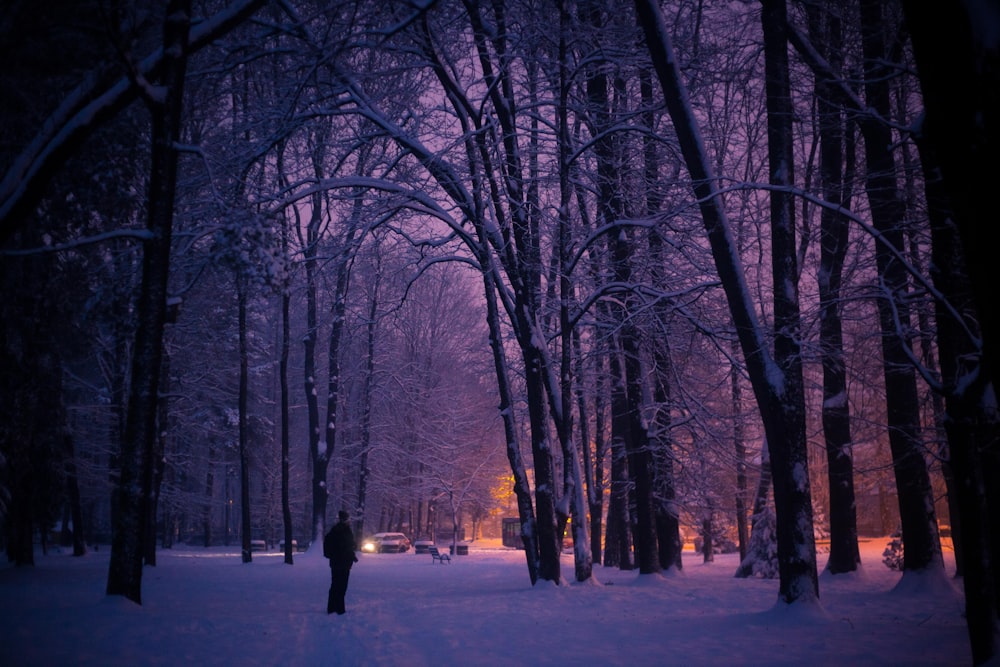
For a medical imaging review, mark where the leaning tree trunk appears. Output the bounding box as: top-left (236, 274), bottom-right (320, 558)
top-left (480, 246), bottom-right (540, 585)
top-left (636, 0), bottom-right (818, 603)
top-left (468, 0), bottom-right (563, 583)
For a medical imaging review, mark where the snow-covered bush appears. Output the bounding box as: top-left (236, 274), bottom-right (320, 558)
top-left (882, 530), bottom-right (904, 571)
top-left (735, 506), bottom-right (778, 579)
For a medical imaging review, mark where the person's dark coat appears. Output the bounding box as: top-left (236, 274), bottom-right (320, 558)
top-left (323, 514), bottom-right (358, 614)
top-left (323, 520), bottom-right (357, 567)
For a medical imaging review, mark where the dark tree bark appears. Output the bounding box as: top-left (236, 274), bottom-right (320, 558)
top-left (760, 0), bottom-right (818, 600)
top-left (583, 3), bottom-right (657, 574)
top-left (302, 146), bottom-right (323, 548)
top-left (237, 281), bottom-right (252, 564)
top-left (808, 1), bottom-right (860, 575)
top-left (859, 0), bottom-right (942, 574)
top-left (64, 434), bottom-right (87, 556)
top-left (606, 348), bottom-right (634, 571)
top-left (145, 333), bottom-right (172, 566)
top-left (356, 249), bottom-right (380, 541)
top-left (463, 0), bottom-right (563, 583)
top-left (278, 206), bottom-right (293, 565)
top-left (576, 333), bottom-right (606, 567)
top-left (900, 2), bottom-right (1000, 398)
top-left (914, 131), bottom-right (1000, 665)
top-left (901, 9), bottom-right (1000, 664)
top-left (651, 352), bottom-right (681, 573)
top-left (732, 345), bottom-right (749, 563)
top-left (636, 0), bottom-right (818, 602)
top-left (480, 246), bottom-right (540, 585)
top-left (106, 0), bottom-right (191, 604)
top-left (609, 229), bottom-right (660, 575)
top-left (643, 67), bottom-right (682, 574)
top-left (322, 236), bottom-right (353, 535)
top-left (557, 1), bottom-right (593, 581)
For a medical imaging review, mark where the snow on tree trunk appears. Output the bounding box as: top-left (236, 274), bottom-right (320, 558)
top-left (807, 0), bottom-right (860, 577)
top-left (636, 0), bottom-right (818, 603)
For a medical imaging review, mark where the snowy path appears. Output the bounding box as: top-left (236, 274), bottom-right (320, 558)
top-left (0, 540), bottom-right (970, 665)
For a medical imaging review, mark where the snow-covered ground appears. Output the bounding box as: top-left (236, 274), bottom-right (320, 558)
top-left (0, 537), bottom-right (969, 666)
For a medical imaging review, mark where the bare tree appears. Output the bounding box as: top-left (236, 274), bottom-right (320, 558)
top-left (806, 0), bottom-right (861, 576)
top-left (635, 0), bottom-right (819, 603)
top-left (107, 0), bottom-right (193, 604)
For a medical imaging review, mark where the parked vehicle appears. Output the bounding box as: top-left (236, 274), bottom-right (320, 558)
top-left (361, 532), bottom-right (411, 553)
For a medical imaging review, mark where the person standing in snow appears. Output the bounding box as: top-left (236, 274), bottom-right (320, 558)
top-left (323, 510), bottom-right (358, 615)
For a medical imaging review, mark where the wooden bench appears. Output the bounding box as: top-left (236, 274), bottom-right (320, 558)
top-left (428, 546), bottom-right (451, 563)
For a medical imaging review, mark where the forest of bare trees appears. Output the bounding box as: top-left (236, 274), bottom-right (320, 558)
top-left (1, 0), bottom-right (997, 662)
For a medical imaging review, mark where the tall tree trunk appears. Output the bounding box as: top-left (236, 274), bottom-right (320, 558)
top-left (900, 2), bottom-right (1000, 399)
top-left (202, 445), bottom-right (214, 548)
top-left (732, 344), bottom-right (749, 563)
top-left (64, 434), bottom-right (87, 556)
top-left (557, 0), bottom-right (592, 582)
top-left (902, 5), bottom-right (1000, 663)
top-left (636, 0), bottom-right (818, 602)
top-left (302, 151), bottom-right (322, 547)
top-left (480, 253), bottom-right (539, 584)
top-left (760, 0), bottom-right (817, 600)
top-left (356, 254), bottom-right (380, 540)
top-left (583, 3), bottom-right (656, 574)
top-left (324, 192), bottom-right (364, 536)
top-left (916, 133), bottom-right (1000, 664)
top-left (465, 0), bottom-right (563, 583)
top-left (576, 331), bottom-right (605, 567)
top-left (237, 282), bottom-right (253, 563)
top-left (643, 67), bottom-right (682, 574)
top-left (606, 346), bottom-right (633, 571)
top-left (610, 228), bottom-right (659, 575)
top-left (278, 202), bottom-right (293, 564)
top-left (145, 334), bottom-right (171, 566)
top-left (280, 279), bottom-right (293, 564)
top-left (106, 0), bottom-right (191, 604)
top-left (809, 1), bottom-right (860, 575)
top-left (859, 0), bottom-right (942, 575)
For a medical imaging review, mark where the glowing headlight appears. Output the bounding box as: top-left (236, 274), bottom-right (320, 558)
top-left (362, 541), bottom-right (376, 553)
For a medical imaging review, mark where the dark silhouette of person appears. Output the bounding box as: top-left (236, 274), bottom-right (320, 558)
top-left (323, 510), bottom-right (358, 615)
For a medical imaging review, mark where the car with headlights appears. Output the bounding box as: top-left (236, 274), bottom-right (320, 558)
top-left (361, 532), bottom-right (411, 553)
